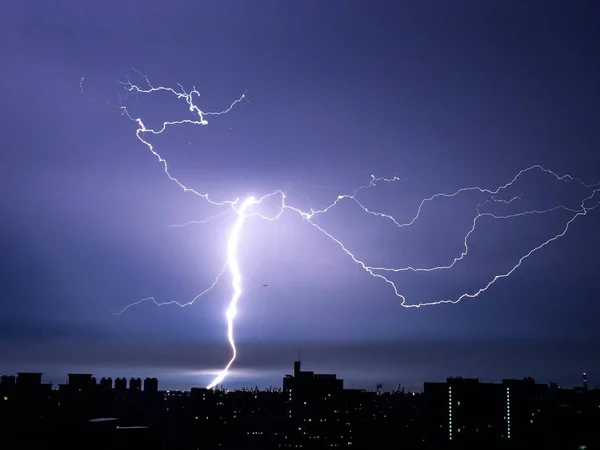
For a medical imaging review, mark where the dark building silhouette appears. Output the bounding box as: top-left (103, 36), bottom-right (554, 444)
top-left (16, 372), bottom-right (42, 387)
top-left (144, 377), bottom-right (158, 393)
top-left (68, 373), bottom-right (96, 390)
top-left (129, 377), bottom-right (142, 392)
top-left (1, 365), bottom-right (599, 449)
top-left (0, 375), bottom-right (15, 386)
top-left (99, 377), bottom-right (113, 391)
top-left (1, 372), bottom-right (52, 448)
top-left (114, 377), bottom-right (127, 392)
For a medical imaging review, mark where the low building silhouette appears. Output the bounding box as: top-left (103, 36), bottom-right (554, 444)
top-left (0, 365), bottom-right (599, 449)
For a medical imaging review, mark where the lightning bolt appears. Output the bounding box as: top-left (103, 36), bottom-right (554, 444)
top-left (207, 195), bottom-right (256, 390)
top-left (111, 71), bottom-right (600, 389)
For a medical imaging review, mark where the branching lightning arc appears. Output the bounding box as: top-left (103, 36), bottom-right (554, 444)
top-left (110, 71), bottom-right (600, 390)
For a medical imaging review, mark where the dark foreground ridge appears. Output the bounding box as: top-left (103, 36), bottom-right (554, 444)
top-left (0, 361), bottom-right (597, 449)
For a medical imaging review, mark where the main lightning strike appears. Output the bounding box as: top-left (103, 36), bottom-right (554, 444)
top-left (113, 72), bottom-right (599, 389)
top-left (207, 196), bottom-right (256, 390)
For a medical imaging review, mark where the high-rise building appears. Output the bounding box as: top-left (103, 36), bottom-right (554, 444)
top-left (424, 376), bottom-right (548, 448)
top-left (143, 377), bottom-right (158, 393)
top-left (502, 377), bottom-right (547, 444)
top-left (282, 360), bottom-right (346, 448)
top-left (114, 377), bottom-right (127, 392)
top-left (129, 378), bottom-right (142, 392)
top-left (99, 377), bottom-right (113, 391)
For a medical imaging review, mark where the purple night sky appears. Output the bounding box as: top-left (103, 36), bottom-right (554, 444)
top-left (1, 1), bottom-right (599, 391)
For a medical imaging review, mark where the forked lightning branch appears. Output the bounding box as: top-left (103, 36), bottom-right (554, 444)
top-left (111, 71), bottom-right (600, 390)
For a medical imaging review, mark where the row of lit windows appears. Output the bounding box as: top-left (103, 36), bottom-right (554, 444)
top-left (506, 387), bottom-right (511, 439)
top-left (448, 386), bottom-right (452, 441)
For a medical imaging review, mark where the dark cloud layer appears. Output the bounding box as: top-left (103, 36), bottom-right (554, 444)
top-left (1, 328), bottom-right (597, 386)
